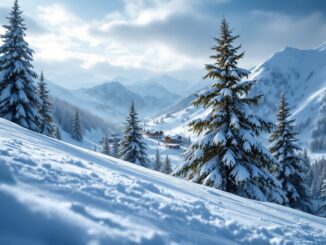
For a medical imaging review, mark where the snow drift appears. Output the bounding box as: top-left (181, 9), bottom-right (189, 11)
top-left (0, 118), bottom-right (325, 244)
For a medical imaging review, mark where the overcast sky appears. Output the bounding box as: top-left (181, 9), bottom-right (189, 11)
top-left (0, 0), bottom-right (325, 88)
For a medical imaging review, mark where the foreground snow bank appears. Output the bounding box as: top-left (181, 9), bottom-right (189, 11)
top-left (0, 118), bottom-right (325, 245)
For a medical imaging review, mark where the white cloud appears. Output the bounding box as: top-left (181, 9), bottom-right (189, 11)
top-left (1, 0), bottom-right (324, 87)
top-left (29, 1), bottom-right (206, 81)
top-left (0, 0), bottom-right (13, 8)
top-left (37, 4), bottom-right (78, 27)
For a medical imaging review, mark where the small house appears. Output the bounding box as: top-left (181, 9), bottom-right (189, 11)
top-left (145, 130), bottom-right (164, 139)
top-left (163, 135), bottom-right (183, 144)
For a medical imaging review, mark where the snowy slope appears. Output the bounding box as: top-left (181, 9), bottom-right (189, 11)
top-left (1, 118), bottom-right (325, 244)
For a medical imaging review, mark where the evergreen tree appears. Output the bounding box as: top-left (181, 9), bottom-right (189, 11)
top-left (112, 138), bottom-right (119, 158)
top-left (101, 135), bottom-right (111, 155)
top-left (53, 124), bottom-right (62, 140)
top-left (0, 0), bottom-right (41, 132)
top-left (72, 109), bottom-right (83, 142)
top-left (310, 92), bottom-right (326, 152)
top-left (37, 72), bottom-right (54, 136)
top-left (174, 18), bottom-right (285, 204)
top-left (161, 155), bottom-right (172, 174)
top-left (319, 172), bottom-right (326, 217)
top-left (310, 158), bottom-right (326, 198)
top-left (119, 101), bottom-right (149, 167)
top-left (302, 149), bottom-right (315, 205)
top-left (153, 148), bottom-right (162, 171)
top-left (269, 94), bottom-right (311, 211)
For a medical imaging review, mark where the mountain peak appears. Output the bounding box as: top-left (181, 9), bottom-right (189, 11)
top-left (103, 81), bottom-right (124, 88)
top-left (315, 41), bottom-right (326, 51)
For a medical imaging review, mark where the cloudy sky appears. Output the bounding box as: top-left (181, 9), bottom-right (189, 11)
top-left (0, 0), bottom-right (325, 88)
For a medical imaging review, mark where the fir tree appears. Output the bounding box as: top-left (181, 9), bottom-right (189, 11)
top-left (319, 172), bottom-right (326, 217)
top-left (0, 0), bottom-right (41, 132)
top-left (161, 155), bottom-right (172, 174)
top-left (153, 148), bottom-right (162, 171)
top-left (53, 125), bottom-right (62, 140)
top-left (37, 72), bottom-right (54, 136)
top-left (310, 158), bottom-right (326, 198)
top-left (174, 18), bottom-right (285, 204)
top-left (269, 94), bottom-right (311, 211)
top-left (302, 149), bottom-right (312, 186)
top-left (72, 109), bottom-right (83, 142)
top-left (112, 138), bottom-right (119, 158)
top-left (310, 92), bottom-right (326, 152)
top-left (119, 101), bottom-right (149, 167)
top-left (101, 135), bottom-right (111, 155)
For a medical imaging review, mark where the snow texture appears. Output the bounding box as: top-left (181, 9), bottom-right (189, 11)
top-left (0, 118), bottom-right (325, 244)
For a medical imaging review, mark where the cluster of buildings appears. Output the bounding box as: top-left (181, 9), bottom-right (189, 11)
top-left (99, 131), bottom-right (184, 150)
top-left (144, 130), bottom-right (183, 149)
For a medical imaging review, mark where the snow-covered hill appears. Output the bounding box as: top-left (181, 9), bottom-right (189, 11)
top-left (82, 81), bottom-right (147, 111)
top-left (148, 43), bottom-right (326, 149)
top-left (127, 81), bottom-right (180, 101)
top-left (48, 78), bottom-right (181, 124)
top-left (143, 75), bottom-right (192, 96)
top-left (0, 118), bottom-right (325, 244)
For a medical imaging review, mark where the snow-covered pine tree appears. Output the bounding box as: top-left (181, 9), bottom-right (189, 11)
top-left (319, 173), bottom-right (326, 217)
top-left (161, 155), bottom-right (172, 174)
top-left (310, 158), bottom-right (326, 198)
top-left (37, 72), bottom-right (54, 136)
top-left (0, 0), bottom-right (41, 132)
top-left (310, 92), bottom-right (326, 152)
top-left (53, 125), bottom-right (62, 140)
top-left (119, 101), bottom-right (149, 167)
top-left (302, 149), bottom-right (312, 187)
top-left (269, 94), bottom-right (311, 211)
top-left (101, 135), bottom-right (111, 155)
top-left (112, 139), bottom-right (119, 158)
top-left (153, 148), bottom-right (162, 171)
top-left (174, 18), bottom-right (285, 204)
top-left (72, 109), bottom-right (83, 142)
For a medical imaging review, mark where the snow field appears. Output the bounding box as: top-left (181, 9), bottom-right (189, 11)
top-left (0, 118), bottom-right (325, 244)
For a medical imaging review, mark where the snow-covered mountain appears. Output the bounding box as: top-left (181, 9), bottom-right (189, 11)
top-left (127, 81), bottom-right (180, 100)
top-left (143, 74), bottom-right (193, 96)
top-left (81, 81), bottom-right (147, 110)
top-left (48, 78), bottom-right (181, 124)
top-left (251, 46), bottom-right (326, 136)
top-left (1, 118), bottom-right (325, 244)
top-left (148, 43), bottom-right (326, 149)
